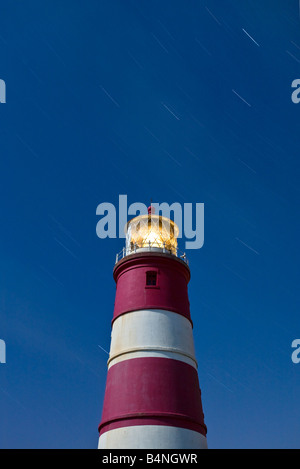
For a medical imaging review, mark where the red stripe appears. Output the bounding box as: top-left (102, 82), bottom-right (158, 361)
top-left (113, 253), bottom-right (191, 323)
top-left (99, 357), bottom-right (207, 437)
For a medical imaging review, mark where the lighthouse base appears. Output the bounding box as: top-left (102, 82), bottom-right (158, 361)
top-left (98, 425), bottom-right (207, 449)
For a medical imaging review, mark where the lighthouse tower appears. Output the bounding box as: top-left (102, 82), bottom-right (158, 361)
top-left (98, 207), bottom-right (207, 449)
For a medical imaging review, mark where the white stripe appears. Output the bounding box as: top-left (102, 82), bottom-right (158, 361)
top-left (99, 425), bottom-right (207, 449)
top-left (108, 349), bottom-right (196, 368)
top-left (108, 309), bottom-right (197, 369)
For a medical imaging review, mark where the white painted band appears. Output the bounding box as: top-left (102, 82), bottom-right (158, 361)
top-left (98, 424), bottom-right (208, 449)
top-left (108, 309), bottom-right (197, 369)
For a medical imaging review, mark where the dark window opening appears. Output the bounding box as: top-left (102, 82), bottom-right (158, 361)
top-left (146, 271), bottom-right (157, 286)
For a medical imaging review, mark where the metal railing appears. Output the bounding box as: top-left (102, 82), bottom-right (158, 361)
top-left (115, 241), bottom-right (189, 265)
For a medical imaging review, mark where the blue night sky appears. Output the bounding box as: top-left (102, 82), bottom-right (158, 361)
top-left (0, 0), bottom-right (299, 449)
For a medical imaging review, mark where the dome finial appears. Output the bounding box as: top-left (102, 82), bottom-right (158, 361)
top-left (148, 198), bottom-right (155, 214)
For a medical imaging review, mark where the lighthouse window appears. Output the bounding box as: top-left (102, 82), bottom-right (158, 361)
top-left (146, 271), bottom-right (157, 286)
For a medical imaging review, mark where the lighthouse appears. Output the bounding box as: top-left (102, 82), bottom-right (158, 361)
top-left (98, 206), bottom-right (207, 449)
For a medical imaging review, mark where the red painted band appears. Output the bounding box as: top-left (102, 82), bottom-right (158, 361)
top-left (99, 357), bottom-right (207, 437)
top-left (112, 253), bottom-right (191, 323)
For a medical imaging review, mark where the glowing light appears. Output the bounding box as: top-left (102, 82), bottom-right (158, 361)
top-left (126, 214), bottom-right (179, 255)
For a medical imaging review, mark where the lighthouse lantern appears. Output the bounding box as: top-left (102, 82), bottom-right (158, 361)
top-left (125, 212), bottom-right (179, 255)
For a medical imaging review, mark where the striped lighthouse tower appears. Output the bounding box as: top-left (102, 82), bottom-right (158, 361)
top-left (98, 206), bottom-right (207, 449)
